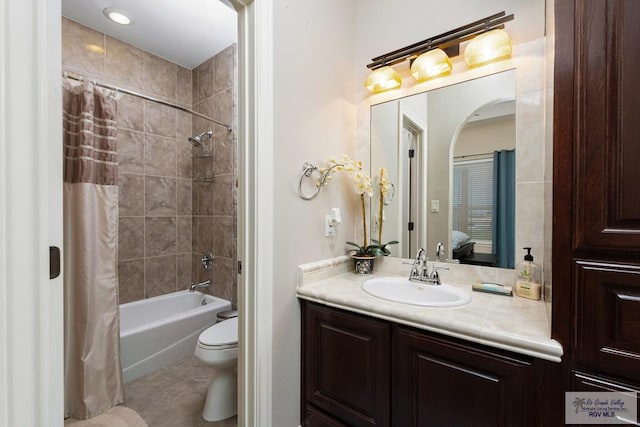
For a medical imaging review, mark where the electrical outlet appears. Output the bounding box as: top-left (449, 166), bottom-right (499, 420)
top-left (325, 214), bottom-right (336, 237)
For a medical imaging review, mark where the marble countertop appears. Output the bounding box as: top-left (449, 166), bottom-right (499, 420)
top-left (296, 256), bottom-right (563, 363)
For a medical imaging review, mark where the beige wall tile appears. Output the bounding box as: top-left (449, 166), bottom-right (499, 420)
top-left (144, 135), bottom-right (176, 177)
top-left (119, 217), bottom-right (144, 260)
top-left (62, 18), bottom-right (105, 77)
top-left (192, 181), bottom-right (214, 215)
top-left (176, 253), bottom-right (192, 291)
top-left (213, 131), bottom-right (234, 175)
top-left (117, 129), bottom-right (144, 174)
top-left (515, 182), bottom-right (545, 267)
top-left (177, 66), bottom-right (192, 108)
top-left (145, 176), bottom-right (177, 216)
top-left (144, 101), bottom-right (177, 138)
top-left (213, 257), bottom-right (236, 307)
top-left (213, 216), bottom-right (235, 258)
top-left (118, 259), bottom-right (144, 304)
top-left (193, 156), bottom-right (214, 181)
top-left (119, 173), bottom-right (144, 216)
top-left (145, 256), bottom-right (177, 297)
top-left (213, 174), bottom-right (235, 216)
top-left (176, 217), bottom-right (192, 253)
top-left (177, 144), bottom-right (193, 179)
top-left (193, 97), bottom-right (214, 137)
top-left (143, 52), bottom-right (177, 101)
top-left (213, 89), bottom-right (233, 126)
top-left (106, 36), bottom-right (143, 91)
top-left (516, 90), bottom-right (545, 183)
top-left (214, 44), bottom-right (235, 95)
top-left (117, 94), bottom-right (144, 132)
top-left (192, 217), bottom-right (214, 254)
top-left (197, 58), bottom-right (214, 102)
top-left (145, 217), bottom-right (177, 257)
top-left (176, 178), bottom-right (192, 216)
top-left (176, 111), bottom-right (193, 140)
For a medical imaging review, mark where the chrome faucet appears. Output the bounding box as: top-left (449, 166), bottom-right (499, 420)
top-left (409, 248), bottom-right (427, 279)
top-left (409, 248), bottom-right (449, 285)
top-left (189, 280), bottom-right (211, 292)
top-left (436, 242), bottom-right (445, 262)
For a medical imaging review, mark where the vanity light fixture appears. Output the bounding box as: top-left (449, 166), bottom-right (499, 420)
top-left (103, 7), bottom-right (133, 25)
top-left (365, 66), bottom-right (402, 93)
top-left (365, 11), bottom-right (513, 92)
top-left (410, 48), bottom-right (452, 82)
top-left (463, 29), bottom-right (512, 68)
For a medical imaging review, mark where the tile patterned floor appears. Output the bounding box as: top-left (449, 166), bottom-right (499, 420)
top-left (124, 356), bottom-right (237, 427)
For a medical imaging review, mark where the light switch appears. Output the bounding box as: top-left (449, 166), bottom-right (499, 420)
top-left (431, 200), bottom-right (440, 212)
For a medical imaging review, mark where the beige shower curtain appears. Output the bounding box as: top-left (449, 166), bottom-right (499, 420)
top-left (63, 80), bottom-right (125, 419)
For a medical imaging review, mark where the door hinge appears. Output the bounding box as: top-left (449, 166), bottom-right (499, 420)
top-left (238, 260), bottom-right (242, 275)
top-left (407, 222), bottom-right (414, 231)
top-left (408, 149), bottom-right (415, 158)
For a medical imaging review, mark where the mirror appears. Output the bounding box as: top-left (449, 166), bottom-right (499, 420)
top-left (370, 70), bottom-right (516, 268)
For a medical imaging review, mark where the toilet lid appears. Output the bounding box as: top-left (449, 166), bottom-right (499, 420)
top-left (199, 317), bottom-right (238, 347)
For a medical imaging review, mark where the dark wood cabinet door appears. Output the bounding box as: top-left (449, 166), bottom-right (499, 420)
top-left (572, 0), bottom-right (640, 254)
top-left (575, 261), bottom-right (640, 381)
top-left (304, 405), bottom-right (348, 427)
top-left (572, 370), bottom-right (640, 395)
top-left (571, 370), bottom-right (640, 425)
top-left (302, 302), bottom-right (390, 427)
top-left (392, 325), bottom-right (533, 427)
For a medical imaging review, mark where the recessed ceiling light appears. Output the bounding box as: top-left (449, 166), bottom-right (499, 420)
top-left (103, 7), bottom-right (133, 25)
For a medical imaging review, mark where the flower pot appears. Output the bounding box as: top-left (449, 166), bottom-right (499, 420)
top-left (352, 255), bottom-right (375, 274)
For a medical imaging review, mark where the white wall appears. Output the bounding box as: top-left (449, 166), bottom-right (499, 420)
top-left (272, 0), bottom-right (357, 424)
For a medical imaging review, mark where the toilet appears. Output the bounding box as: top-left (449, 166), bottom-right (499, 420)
top-left (194, 311), bottom-right (238, 422)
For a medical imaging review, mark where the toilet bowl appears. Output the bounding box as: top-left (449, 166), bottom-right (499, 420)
top-left (194, 316), bottom-right (238, 422)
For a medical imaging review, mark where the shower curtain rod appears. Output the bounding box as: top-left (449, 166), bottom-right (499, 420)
top-left (62, 73), bottom-right (232, 132)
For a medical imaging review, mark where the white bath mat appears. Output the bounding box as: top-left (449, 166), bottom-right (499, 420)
top-left (64, 406), bottom-right (148, 427)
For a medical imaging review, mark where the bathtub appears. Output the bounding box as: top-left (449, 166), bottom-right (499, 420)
top-left (120, 290), bottom-right (232, 383)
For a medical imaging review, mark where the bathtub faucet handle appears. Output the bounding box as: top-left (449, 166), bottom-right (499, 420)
top-left (201, 252), bottom-right (214, 271)
top-left (189, 280), bottom-right (211, 293)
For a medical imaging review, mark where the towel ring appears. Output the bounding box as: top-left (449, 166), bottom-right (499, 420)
top-left (297, 161), bottom-right (343, 200)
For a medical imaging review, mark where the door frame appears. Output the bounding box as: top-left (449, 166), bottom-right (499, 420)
top-left (0, 0), bottom-right (63, 425)
top-left (0, 0), bottom-right (274, 425)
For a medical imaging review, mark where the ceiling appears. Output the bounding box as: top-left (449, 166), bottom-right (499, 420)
top-left (62, 0), bottom-right (238, 69)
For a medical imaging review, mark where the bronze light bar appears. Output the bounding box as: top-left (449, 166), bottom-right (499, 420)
top-left (366, 11), bottom-right (514, 70)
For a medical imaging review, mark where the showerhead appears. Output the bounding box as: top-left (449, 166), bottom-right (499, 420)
top-left (188, 130), bottom-right (213, 148)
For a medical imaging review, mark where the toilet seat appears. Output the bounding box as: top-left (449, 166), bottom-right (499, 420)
top-left (198, 317), bottom-right (238, 349)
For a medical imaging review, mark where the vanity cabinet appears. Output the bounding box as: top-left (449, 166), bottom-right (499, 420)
top-left (301, 301), bottom-right (538, 427)
top-left (554, 0), bottom-right (640, 403)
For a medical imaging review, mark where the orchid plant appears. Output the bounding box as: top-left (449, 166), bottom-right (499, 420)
top-left (372, 167), bottom-right (398, 255)
top-left (320, 155), bottom-right (397, 257)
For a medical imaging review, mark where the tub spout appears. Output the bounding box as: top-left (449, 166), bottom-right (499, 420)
top-left (189, 280), bottom-right (211, 292)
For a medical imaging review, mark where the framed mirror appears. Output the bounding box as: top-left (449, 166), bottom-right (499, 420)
top-left (370, 69), bottom-right (516, 268)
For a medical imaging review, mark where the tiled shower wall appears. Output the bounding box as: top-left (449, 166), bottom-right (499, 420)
top-left (61, 17), bottom-right (237, 306)
top-left (191, 46), bottom-right (238, 307)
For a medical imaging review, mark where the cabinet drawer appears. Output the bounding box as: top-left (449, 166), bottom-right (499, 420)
top-left (575, 261), bottom-right (640, 381)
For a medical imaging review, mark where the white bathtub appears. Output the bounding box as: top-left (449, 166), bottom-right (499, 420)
top-left (120, 290), bottom-right (232, 383)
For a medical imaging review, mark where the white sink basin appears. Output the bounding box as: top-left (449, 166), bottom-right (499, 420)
top-left (362, 277), bottom-right (471, 307)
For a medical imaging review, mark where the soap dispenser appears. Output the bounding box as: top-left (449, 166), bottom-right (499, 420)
top-left (515, 247), bottom-right (542, 300)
